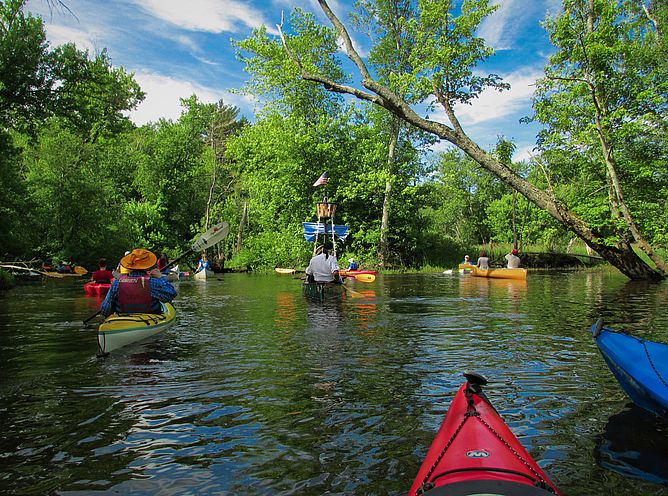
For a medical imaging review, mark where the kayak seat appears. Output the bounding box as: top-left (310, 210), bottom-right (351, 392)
top-left (422, 479), bottom-right (556, 495)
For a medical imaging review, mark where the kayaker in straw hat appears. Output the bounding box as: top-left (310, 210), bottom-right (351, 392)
top-left (100, 248), bottom-right (177, 317)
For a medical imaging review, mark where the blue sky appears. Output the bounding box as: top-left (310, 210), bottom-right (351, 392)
top-left (26, 0), bottom-right (562, 161)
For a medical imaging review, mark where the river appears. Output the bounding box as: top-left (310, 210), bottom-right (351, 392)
top-left (0, 270), bottom-right (667, 495)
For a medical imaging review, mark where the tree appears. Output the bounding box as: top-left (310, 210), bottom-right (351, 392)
top-left (0, 0), bottom-right (51, 133)
top-left (533, 0), bottom-right (668, 274)
top-left (276, 0), bottom-right (665, 280)
top-left (49, 44), bottom-right (144, 142)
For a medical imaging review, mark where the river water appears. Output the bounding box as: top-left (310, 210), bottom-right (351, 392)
top-left (0, 270), bottom-right (667, 495)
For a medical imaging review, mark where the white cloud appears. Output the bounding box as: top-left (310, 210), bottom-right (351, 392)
top-left (478, 0), bottom-right (563, 50)
top-left (449, 68), bottom-right (542, 127)
top-left (44, 24), bottom-right (98, 53)
top-left (129, 71), bottom-right (255, 125)
top-left (477, 0), bottom-right (519, 50)
top-left (136, 0), bottom-right (278, 35)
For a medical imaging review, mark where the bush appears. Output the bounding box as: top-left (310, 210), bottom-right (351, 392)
top-left (0, 269), bottom-right (15, 291)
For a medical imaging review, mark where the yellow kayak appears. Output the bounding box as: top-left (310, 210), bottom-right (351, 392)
top-left (98, 303), bottom-right (177, 354)
top-left (471, 266), bottom-right (528, 280)
top-left (458, 263), bottom-right (474, 271)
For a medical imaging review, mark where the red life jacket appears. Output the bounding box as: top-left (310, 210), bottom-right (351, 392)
top-left (92, 269), bottom-right (114, 283)
top-left (117, 274), bottom-right (153, 313)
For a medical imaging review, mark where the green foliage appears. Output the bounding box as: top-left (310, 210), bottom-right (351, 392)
top-left (0, 268), bottom-right (15, 290)
top-left (533, 0), bottom-right (668, 249)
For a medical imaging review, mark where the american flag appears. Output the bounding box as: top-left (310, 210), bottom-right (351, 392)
top-left (313, 171), bottom-right (329, 187)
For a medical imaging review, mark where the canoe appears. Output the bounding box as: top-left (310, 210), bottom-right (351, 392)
top-left (458, 263), bottom-right (474, 271)
top-left (84, 281), bottom-right (111, 297)
top-left (471, 266), bottom-right (528, 280)
top-left (591, 319), bottom-right (668, 416)
top-left (98, 302), bottom-right (177, 354)
top-left (302, 282), bottom-right (343, 301)
top-left (409, 372), bottom-right (560, 496)
top-left (275, 268), bottom-right (296, 274)
top-left (194, 268), bottom-right (215, 280)
top-left (339, 269), bottom-right (377, 277)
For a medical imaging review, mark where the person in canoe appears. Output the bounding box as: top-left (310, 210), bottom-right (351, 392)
top-left (100, 249), bottom-right (177, 317)
top-left (460, 254), bottom-right (471, 265)
top-left (91, 258), bottom-right (114, 283)
top-left (505, 248), bottom-right (521, 269)
top-left (346, 258), bottom-right (359, 270)
top-left (195, 253), bottom-right (210, 273)
top-left (476, 250), bottom-right (490, 269)
top-left (306, 241), bottom-right (341, 284)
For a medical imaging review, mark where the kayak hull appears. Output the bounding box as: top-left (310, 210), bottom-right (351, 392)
top-left (98, 302), bottom-right (177, 353)
top-left (591, 321), bottom-right (668, 416)
top-left (458, 263), bottom-right (474, 271)
top-left (275, 268), bottom-right (296, 274)
top-left (409, 377), bottom-right (559, 496)
top-left (84, 282), bottom-right (111, 297)
top-left (339, 269), bottom-right (377, 277)
top-left (194, 269), bottom-right (215, 280)
top-left (471, 266), bottom-right (527, 280)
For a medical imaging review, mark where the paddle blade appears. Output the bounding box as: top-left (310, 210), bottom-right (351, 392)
top-left (192, 221), bottom-right (230, 252)
top-left (354, 274), bottom-right (375, 283)
top-left (342, 284), bottom-right (365, 298)
top-left (74, 266), bottom-right (88, 275)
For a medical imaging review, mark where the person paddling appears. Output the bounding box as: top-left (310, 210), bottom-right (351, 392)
top-left (91, 258), bottom-right (114, 283)
top-left (195, 253), bottom-right (210, 273)
top-left (476, 250), bottom-right (490, 270)
top-left (100, 248), bottom-right (177, 317)
top-left (306, 241), bottom-right (340, 284)
top-left (505, 248), bottom-right (521, 269)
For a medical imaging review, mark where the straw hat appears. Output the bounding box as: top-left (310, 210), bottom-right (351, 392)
top-left (121, 249), bottom-right (157, 270)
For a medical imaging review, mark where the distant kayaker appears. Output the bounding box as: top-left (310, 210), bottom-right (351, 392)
top-left (476, 250), bottom-right (490, 270)
top-left (196, 253), bottom-right (210, 273)
top-left (157, 253), bottom-right (169, 273)
top-left (56, 261), bottom-right (73, 273)
top-left (306, 241), bottom-right (340, 283)
top-left (505, 248), bottom-right (521, 269)
top-left (461, 255), bottom-right (472, 265)
top-left (113, 250), bottom-right (132, 278)
top-left (100, 248), bottom-right (177, 317)
top-left (347, 258), bottom-right (359, 270)
top-left (91, 258), bottom-right (114, 283)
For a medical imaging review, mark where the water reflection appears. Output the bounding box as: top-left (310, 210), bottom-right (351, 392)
top-left (595, 405), bottom-right (668, 486)
top-left (2, 271), bottom-right (668, 495)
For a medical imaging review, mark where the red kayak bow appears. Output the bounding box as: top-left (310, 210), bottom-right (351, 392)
top-left (409, 372), bottom-right (560, 496)
top-left (84, 281), bottom-right (111, 297)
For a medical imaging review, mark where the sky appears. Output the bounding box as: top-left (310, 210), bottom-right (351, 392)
top-left (25, 0), bottom-right (562, 161)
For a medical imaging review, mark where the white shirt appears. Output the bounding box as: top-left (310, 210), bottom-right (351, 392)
top-left (306, 253), bottom-right (340, 282)
top-left (505, 254), bottom-right (520, 269)
top-left (476, 257), bottom-right (489, 270)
